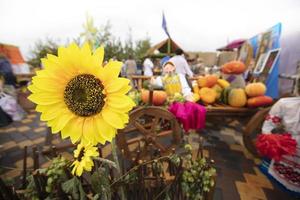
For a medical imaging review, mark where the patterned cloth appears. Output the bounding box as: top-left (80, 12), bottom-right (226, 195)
top-left (261, 97), bottom-right (300, 193)
top-left (162, 74), bottom-right (182, 96)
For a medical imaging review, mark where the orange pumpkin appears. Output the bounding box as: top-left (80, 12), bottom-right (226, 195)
top-left (221, 61), bottom-right (246, 74)
top-left (141, 90), bottom-right (167, 106)
top-left (199, 87), bottom-right (217, 104)
top-left (205, 75), bottom-right (218, 87)
top-left (247, 96), bottom-right (273, 108)
top-left (245, 82), bottom-right (266, 97)
top-left (197, 76), bottom-right (206, 87)
top-left (197, 75), bottom-right (218, 88)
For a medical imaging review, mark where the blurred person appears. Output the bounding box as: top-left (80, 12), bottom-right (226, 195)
top-left (136, 59), bottom-right (143, 75)
top-left (0, 74), bottom-right (25, 121)
top-left (143, 58), bottom-right (154, 76)
top-left (258, 80), bottom-right (300, 196)
top-left (124, 55), bottom-right (137, 77)
top-left (0, 54), bottom-right (17, 87)
top-left (169, 48), bottom-right (194, 77)
top-left (120, 59), bottom-right (126, 77)
top-left (153, 59), bottom-right (162, 76)
top-left (195, 58), bottom-right (205, 75)
top-left (124, 55), bottom-right (137, 88)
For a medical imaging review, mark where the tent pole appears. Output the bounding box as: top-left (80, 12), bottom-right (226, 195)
top-left (167, 38), bottom-right (171, 55)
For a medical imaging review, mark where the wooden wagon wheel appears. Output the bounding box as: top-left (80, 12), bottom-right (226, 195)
top-left (243, 107), bottom-right (271, 156)
top-left (117, 106), bottom-right (182, 160)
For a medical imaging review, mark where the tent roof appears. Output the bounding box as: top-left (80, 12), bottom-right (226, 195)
top-left (146, 38), bottom-right (183, 56)
top-left (217, 39), bottom-right (246, 51)
top-left (0, 43), bottom-right (25, 64)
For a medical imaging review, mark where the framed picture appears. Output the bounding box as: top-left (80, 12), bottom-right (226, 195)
top-left (254, 48), bottom-right (281, 83)
top-left (254, 53), bottom-right (267, 74)
top-left (255, 30), bottom-right (273, 64)
top-left (238, 42), bottom-right (253, 67)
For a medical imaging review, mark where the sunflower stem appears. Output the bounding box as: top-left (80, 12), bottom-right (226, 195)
top-left (111, 138), bottom-right (126, 200)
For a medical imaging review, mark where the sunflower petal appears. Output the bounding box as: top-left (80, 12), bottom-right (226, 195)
top-left (27, 84), bottom-right (40, 93)
top-left (76, 164), bottom-right (84, 176)
top-left (48, 111), bottom-right (75, 133)
top-left (105, 78), bottom-right (131, 94)
top-left (94, 115), bottom-right (116, 142)
top-left (106, 95), bottom-right (135, 112)
top-left (28, 93), bottom-right (63, 105)
top-left (101, 107), bottom-right (128, 129)
top-left (92, 46), bottom-right (104, 66)
top-left (61, 117), bottom-right (84, 143)
top-left (99, 60), bottom-right (122, 84)
top-left (82, 117), bottom-right (98, 145)
top-left (43, 55), bottom-right (77, 79)
top-left (39, 103), bottom-right (67, 121)
top-left (71, 161), bottom-right (79, 175)
top-left (32, 76), bottom-right (65, 92)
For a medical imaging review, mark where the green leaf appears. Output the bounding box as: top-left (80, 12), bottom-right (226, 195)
top-left (62, 177), bottom-right (87, 200)
top-left (92, 194), bottom-right (101, 200)
top-left (90, 168), bottom-right (111, 199)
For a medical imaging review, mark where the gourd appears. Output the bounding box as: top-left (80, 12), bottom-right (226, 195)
top-left (221, 61), bottom-right (246, 74)
top-left (247, 96), bottom-right (273, 107)
top-left (245, 82), bottom-right (266, 97)
top-left (228, 88), bottom-right (247, 107)
top-left (141, 90), bottom-right (167, 106)
top-left (199, 87), bottom-right (217, 104)
top-left (197, 76), bottom-right (206, 87)
top-left (217, 79), bottom-right (230, 88)
top-left (212, 84), bottom-right (223, 100)
top-left (205, 75), bottom-right (218, 87)
top-left (220, 87), bottom-right (231, 104)
top-left (197, 75), bottom-right (218, 88)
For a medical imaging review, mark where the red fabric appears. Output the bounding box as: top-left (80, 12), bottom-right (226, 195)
top-left (256, 133), bottom-right (297, 161)
top-left (168, 102), bottom-right (206, 133)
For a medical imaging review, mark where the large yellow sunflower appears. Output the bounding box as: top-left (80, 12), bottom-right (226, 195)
top-left (71, 142), bottom-right (98, 176)
top-left (28, 43), bottom-right (135, 145)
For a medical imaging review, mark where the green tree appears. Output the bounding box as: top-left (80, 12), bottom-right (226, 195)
top-left (27, 38), bottom-right (59, 68)
top-left (134, 37), bottom-right (151, 60)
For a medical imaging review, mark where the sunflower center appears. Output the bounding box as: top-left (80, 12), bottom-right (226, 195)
top-left (64, 74), bottom-right (105, 117)
top-left (77, 147), bottom-right (85, 162)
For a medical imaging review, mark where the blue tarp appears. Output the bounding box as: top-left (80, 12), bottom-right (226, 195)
top-left (248, 23), bottom-right (282, 99)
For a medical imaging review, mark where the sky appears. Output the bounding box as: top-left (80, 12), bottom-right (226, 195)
top-left (1, 0), bottom-right (300, 59)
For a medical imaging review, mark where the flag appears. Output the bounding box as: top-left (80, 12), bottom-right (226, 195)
top-left (162, 12), bottom-right (171, 38)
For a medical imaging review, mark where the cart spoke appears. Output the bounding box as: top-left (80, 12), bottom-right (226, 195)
top-left (150, 116), bottom-right (160, 133)
top-left (134, 121), bottom-right (150, 136)
top-left (127, 136), bottom-right (144, 145)
top-left (157, 130), bottom-right (173, 137)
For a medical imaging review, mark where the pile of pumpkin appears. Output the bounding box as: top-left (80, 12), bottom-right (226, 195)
top-left (192, 75), bottom-right (273, 108)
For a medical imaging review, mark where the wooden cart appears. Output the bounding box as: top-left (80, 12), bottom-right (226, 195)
top-left (205, 104), bottom-right (269, 156)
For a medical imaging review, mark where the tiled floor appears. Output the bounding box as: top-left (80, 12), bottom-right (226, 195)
top-left (0, 110), bottom-right (296, 200)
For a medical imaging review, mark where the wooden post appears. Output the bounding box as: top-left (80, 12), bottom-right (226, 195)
top-left (51, 145), bottom-right (57, 157)
top-left (45, 127), bottom-right (52, 145)
top-left (149, 89), bottom-right (153, 106)
top-left (22, 146), bottom-right (27, 189)
top-left (32, 146), bottom-right (39, 170)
